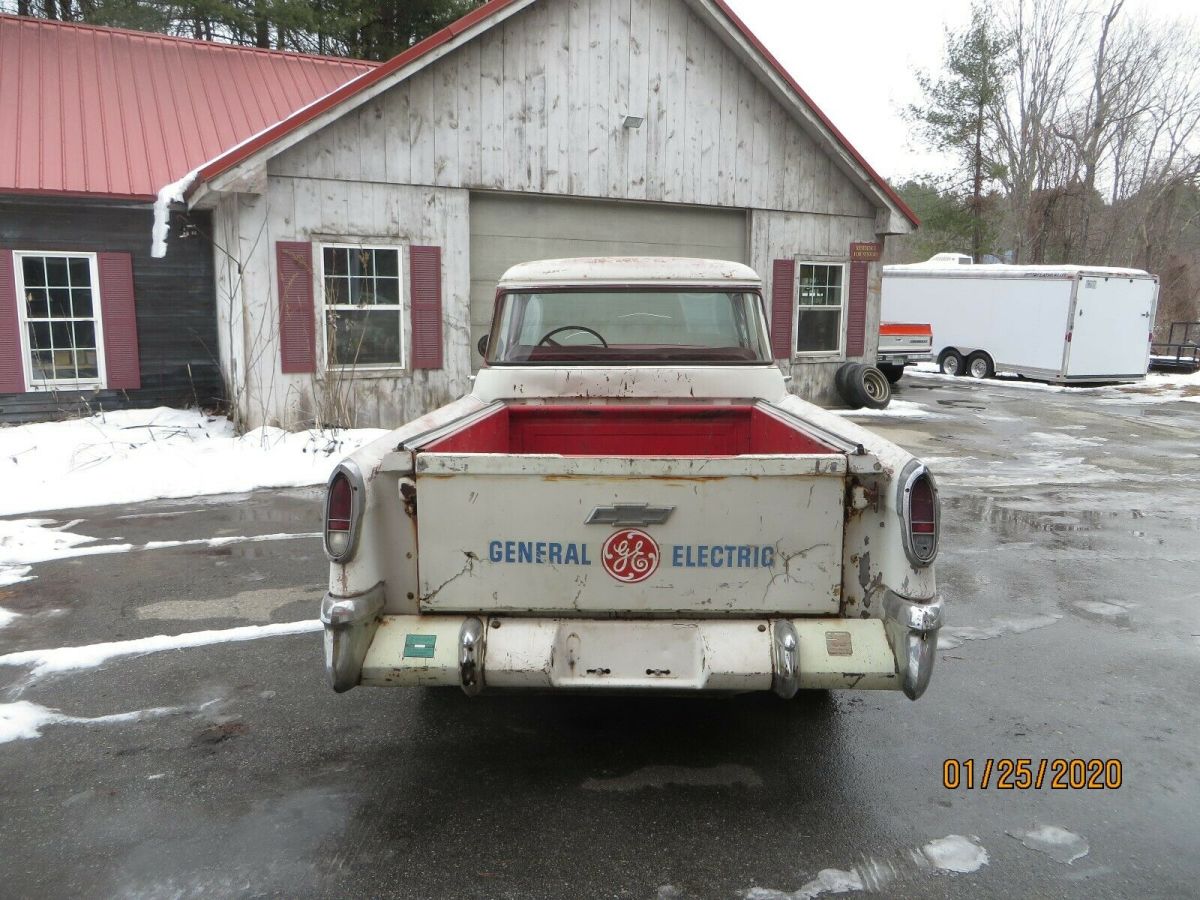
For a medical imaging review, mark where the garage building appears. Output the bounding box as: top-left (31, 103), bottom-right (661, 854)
top-left (181, 0), bottom-right (918, 428)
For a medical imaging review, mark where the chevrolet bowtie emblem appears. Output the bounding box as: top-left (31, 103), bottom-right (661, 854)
top-left (585, 503), bottom-right (675, 527)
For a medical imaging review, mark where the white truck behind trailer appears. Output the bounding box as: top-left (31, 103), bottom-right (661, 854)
top-left (882, 258), bottom-right (1159, 383)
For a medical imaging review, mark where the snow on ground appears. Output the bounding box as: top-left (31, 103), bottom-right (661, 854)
top-left (0, 620), bottom-right (321, 679)
top-left (832, 399), bottom-right (943, 420)
top-left (0, 516), bottom-right (318, 590)
top-left (1007, 826), bottom-right (1090, 865)
top-left (920, 835), bottom-right (990, 873)
top-left (742, 834), bottom-right (989, 899)
top-left (0, 408), bottom-right (388, 516)
top-left (0, 699), bottom-right (196, 744)
top-left (938, 614), bottom-right (1062, 650)
top-left (908, 363), bottom-right (1200, 403)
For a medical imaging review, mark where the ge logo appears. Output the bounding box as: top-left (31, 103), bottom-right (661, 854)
top-left (601, 528), bottom-right (660, 583)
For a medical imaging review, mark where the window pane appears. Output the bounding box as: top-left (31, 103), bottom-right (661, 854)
top-left (375, 250), bottom-right (399, 278)
top-left (373, 278), bottom-right (400, 304)
top-left (28, 321), bottom-right (51, 351)
top-left (45, 257), bottom-right (70, 287)
top-left (350, 276), bottom-right (371, 304)
top-left (30, 350), bottom-right (54, 381)
top-left (76, 350), bottom-right (99, 379)
top-left (72, 288), bottom-right (93, 318)
top-left (51, 321), bottom-right (72, 348)
top-left (324, 247), bottom-right (347, 277)
top-left (68, 258), bottom-right (91, 287)
top-left (25, 289), bottom-right (49, 319)
top-left (73, 321), bottom-right (96, 350)
top-left (347, 249), bottom-right (371, 278)
top-left (49, 288), bottom-right (72, 318)
top-left (796, 308), bottom-right (841, 353)
top-left (23, 257), bottom-right (46, 287)
top-left (327, 308), bottom-right (402, 365)
top-left (324, 277), bottom-right (347, 306)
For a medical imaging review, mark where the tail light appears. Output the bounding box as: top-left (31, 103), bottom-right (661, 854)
top-left (900, 463), bottom-right (940, 567)
top-left (325, 463), bottom-right (363, 562)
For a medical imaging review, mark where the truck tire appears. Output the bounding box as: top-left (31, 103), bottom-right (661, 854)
top-left (939, 349), bottom-right (966, 376)
top-left (834, 362), bottom-right (859, 400)
top-left (966, 351), bottom-right (995, 379)
top-left (878, 363), bottom-right (905, 384)
top-left (845, 365), bottom-right (891, 410)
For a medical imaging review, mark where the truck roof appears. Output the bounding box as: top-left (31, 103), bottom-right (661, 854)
top-left (884, 261), bottom-right (1154, 280)
top-left (497, 257), bottom-right (762, 289)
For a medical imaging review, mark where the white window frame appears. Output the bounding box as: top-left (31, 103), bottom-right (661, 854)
top-left (317, 242), bottom-right (407, 373)
top-left (793, 260), bottom-right (847, 360)
top-left (13, 250), bottom-right (108, 391)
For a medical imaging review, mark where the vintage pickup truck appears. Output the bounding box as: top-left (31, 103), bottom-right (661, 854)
top-left (321, 258), bottom-right (944, 701)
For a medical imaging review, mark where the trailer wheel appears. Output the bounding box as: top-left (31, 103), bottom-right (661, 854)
top-left (878, 363), bottom-right (905, 384)
top-left (939, 349), bottom-right (966, 376)
top-left (843, 365), bottom-right (891, 410)
top-left (966, 351), bottom-right (995, 379)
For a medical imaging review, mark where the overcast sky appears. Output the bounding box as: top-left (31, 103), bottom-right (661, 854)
top-left (725, 0), bottom-right (1199, 183)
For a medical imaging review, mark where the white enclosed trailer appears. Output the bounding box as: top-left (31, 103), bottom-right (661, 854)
top-left (882, 259), bottom-right (1159, 383)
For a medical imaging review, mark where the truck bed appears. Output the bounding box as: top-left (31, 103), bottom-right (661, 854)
top-left (422, 404), bottom-right (838, 456)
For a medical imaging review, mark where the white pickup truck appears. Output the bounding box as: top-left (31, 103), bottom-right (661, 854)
top-left (321, 258), bottom-right (944, 701)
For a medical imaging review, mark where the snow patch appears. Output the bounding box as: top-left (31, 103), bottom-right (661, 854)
top-left (742, 835), bottom-right (988, 899)
top-left (0, 620), bottom-right (321, 678)
top-left (151, 169), bottom-right (198, 258)
top-left (0, 700), bottom-right (188, 744)
top-left (0, 517), bottom-right (318, 587)
top-left (0, 407), bottom-right (388, 516)
top-left (1008, 825), bottom-right (1089, 864)
top-left (744, 868), bottom-right (864, 900)
top-left (920, 835), bottom-right (989, 873)
top-left (938, 614), bottom-right (1062, 650)
top-left (832, 399), bottom-right (941, 419)
top-left (0, 606), bottom-right (20, 629)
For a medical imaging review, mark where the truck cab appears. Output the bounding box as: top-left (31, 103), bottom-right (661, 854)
top-left (321, 258), bottom-right (944, 701)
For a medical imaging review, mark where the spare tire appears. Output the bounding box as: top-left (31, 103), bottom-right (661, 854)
top-left (842, 364), bottom-right (891, 410)
top-left (834, 362), bottom-right (858, 401)
top-left (878, 363), bottom-right (904, 384)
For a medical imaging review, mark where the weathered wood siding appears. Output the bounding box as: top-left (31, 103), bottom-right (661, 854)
top-left (268, 0), bottom-right (876, 221)
top-left (751, 209), bottom-right (881, 406)
top-left (216, 0), bottom-right (891, 426)
top-left (213, 180), bottom-right (471, 429)
top-left (0, 198), bottom-right (222, 423)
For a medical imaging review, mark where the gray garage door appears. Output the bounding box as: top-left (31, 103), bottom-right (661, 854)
top-left (469, 192), bottom-right (748, 366)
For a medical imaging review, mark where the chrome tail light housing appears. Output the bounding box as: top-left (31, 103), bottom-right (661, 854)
top-left (324, 461), bottom-right (364, 562)
top-left (899, 461), bottom-right (940, 567)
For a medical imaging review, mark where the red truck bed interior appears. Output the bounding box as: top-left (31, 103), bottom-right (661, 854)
top-left (423, 405), bottom-right (837, 456)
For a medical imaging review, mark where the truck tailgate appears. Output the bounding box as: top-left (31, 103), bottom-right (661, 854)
top-left (413, 453), bottom-right (846, 616)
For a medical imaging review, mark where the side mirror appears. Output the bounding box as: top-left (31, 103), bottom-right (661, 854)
top-left (477, 334), bottom-right (489, 358)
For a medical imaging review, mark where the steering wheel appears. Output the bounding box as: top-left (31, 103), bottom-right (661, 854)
top-left (536, 325), bottom-right (609, 348)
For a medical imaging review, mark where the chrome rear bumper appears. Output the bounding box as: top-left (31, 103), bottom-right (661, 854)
top-left (321, 588), bottom-right (943, 700)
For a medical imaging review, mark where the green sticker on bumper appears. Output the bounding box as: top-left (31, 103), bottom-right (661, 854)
top-left (403, 634), bottom-right (437, 659)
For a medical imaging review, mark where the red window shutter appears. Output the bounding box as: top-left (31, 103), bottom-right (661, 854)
top-left (0, 250), bottom-right (25, 393)
top-left (410, 245), bottom-right (443, 370)
top-left (98, 251), bottom-right (142, 390)
top-left (276, 241), bottom-right (316, 374)
top-left (846, 260), bottom-right (869, 357)
top-left (770, 259), bottom-right (796, 360)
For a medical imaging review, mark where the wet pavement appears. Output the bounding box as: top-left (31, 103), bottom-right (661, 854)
top-left (1, 373), bottom-right (1198, 899)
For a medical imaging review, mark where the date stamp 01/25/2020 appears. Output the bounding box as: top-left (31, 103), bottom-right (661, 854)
top-left (943, 758), bottom-right (1123, 790)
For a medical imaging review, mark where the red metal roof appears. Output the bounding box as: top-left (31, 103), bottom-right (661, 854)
top-left (192, 0), bottom-right (917, 227)
top-left (0, 14), bottom-right (377, 201)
